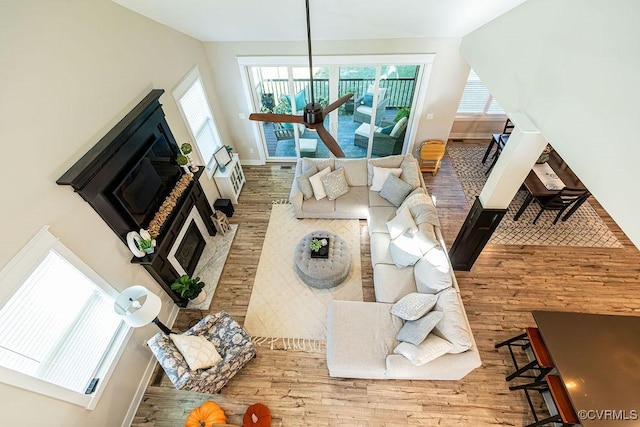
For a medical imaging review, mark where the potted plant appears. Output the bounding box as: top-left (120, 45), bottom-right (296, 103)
top-left (171, 274), bottom-right (206, 304)
top-left (394, 107), bottom-right (411, 122)
top-left (309, 237), bottom-right (329, 258)
top-left (176, 154), bottom-right (191, 174)
top-left (137, 229), bottom-right (156, 255)
top-left (536, 145), bottom-right (552, 164)
top-left (180, 143), bottom-right (198, 172)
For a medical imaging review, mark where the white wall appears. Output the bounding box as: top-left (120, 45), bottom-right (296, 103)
top-left (461, 0), bottom-right (640, 248)
top-left (202, 37), bottom-right (470, 161)
top-left (0, 1), bottom-right (222, 425)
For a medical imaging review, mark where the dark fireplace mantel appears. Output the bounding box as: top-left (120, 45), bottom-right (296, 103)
top-left (57, 90), bottom-right (215, 306)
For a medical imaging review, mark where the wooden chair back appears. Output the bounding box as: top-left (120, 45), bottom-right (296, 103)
top-left (546, 375), bottom-right (580, 424)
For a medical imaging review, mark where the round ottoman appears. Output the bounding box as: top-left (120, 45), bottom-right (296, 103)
top-left (293, 230), bottom-right (351, 289)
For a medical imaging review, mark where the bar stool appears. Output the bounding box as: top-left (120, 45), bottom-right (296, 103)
top-left (495, 327), bottom-right (554, 382)
top-left (512, 374), bottom-right (580, 427)
top-left (482, 118), bottom-right (514, 165)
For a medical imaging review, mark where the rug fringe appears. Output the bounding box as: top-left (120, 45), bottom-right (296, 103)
top-left (250, 336), bottom-right (325, 353)
top-left (272, 198), bottom-right (291, 205)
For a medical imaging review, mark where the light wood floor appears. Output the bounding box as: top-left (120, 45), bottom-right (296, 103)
top-left (132, 141), bottom-right (640, 427)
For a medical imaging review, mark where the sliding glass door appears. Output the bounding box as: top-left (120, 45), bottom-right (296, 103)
top-left (243, 55), bottom-right (428, 161)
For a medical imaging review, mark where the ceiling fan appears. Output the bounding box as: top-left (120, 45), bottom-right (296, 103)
top-left (249, 0), bottom-right (352, 157)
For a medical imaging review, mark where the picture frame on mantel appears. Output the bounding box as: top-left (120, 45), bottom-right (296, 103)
top-left (213, 146), bottom-right (232, 172)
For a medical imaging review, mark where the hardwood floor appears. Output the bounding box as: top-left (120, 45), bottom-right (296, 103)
top-left (132, 142), bottom-right (640, 427)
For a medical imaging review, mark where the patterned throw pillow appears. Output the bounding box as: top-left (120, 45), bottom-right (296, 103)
top-left (321, 168), bottom-right (349, 201)
top-left (295, 165), bottom-right (318, 200)
top-left (379, 174), bottom-right (413, 207)
top-left (170, 334), bottom-right (222, 371)
top-left (390, 292), bottom-right (438, 321)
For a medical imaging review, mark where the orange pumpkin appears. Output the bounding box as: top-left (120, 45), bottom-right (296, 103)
top-left (185, 401), bottom-right (226, 427)
top-left (243, 403), bottom-right (271, 427)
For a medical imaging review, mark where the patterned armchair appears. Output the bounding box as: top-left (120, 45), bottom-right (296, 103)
top-left (147, 311), bottom-right (256, 393)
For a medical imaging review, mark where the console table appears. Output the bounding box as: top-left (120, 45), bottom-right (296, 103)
top-left (214, 153), bottom-right (245, 204)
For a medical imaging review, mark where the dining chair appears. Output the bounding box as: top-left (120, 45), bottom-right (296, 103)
top-left (510, 374), bottom-right (580, 427)
top-left (514, 187), bottom-right (589, 224)
top-left (482, 118), bottom-right (514, 165)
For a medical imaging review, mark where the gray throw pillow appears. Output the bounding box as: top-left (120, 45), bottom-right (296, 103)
top-left (396, 310), bottom-right (444, 345)
top-left (390, 292), bottom-right (438, 321)
top-left (321, 168), bottom-right (349, 201)
top-left (295, 165), bottom-right (317, 200)
top-left (393, 334), bottom-right (453, 366)
top-left (379, 173), bottom-right (413, 207)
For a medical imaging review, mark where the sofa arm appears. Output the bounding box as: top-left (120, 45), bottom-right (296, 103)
top-left (147, 333), bottom-right (192, 389)
top-left (289, 179), bottom-right (304, 217)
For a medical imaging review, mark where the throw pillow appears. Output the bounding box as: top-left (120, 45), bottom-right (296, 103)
top-left (393, 334), bottom-right (453, 366)
top-left (379, 174), bottom-right (413, 207)
top-left (386, 207), bottom-right (418, 240)
top-left (432, 287), bottom-right (473, 354)
top-left (396, 310), bottom-right (444, 345)
top-left (170, 334), bottom-right (222, 371)
top-left (414, 246), bottom-right (453, 294)
top-left (399, 154), bottom-right (421, 189)
top-left (321, 168), bottom-right (349, 201)
top-left (362, 93), bottom-right (374, 107)
top-left (390, 292), bottom-right (438, 321)
top-left (371, 166), bottom-right (402, 191)
top-left (390, 116), bottom-right (408, 137)
top-left (389, 230), bottom-right (423, 268)
top-left (380, 125), bottom-right (394, 135)
top-left (308, 166), bottom-right (332, 200)
top-left (295, 165), bottom-right (317, 200)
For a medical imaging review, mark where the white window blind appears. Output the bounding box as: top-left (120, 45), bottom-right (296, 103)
top-left (177, 77), bottom-right (221, 171)
top-left (457, 69), bottom-right (504, 115)
top-left (0, 229), bottom-right (129, 407)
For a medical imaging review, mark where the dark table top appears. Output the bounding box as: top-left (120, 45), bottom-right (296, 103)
top-left (524, 150), bottom-right (585, 197)
top-left (533, 311), bottom-right (640, 426)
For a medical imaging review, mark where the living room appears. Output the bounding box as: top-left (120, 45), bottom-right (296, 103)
top-left (2, 1), bottom-right (640, 426)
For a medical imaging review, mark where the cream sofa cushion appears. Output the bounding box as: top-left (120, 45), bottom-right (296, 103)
top-left (373, 264), bottom-right (417, 303)
top-left (335, 158), bottom-right (368, 186)
top-left (432, 288), bottom-right (473, 354)
top-left (367, 155), bottom-right (405, 185)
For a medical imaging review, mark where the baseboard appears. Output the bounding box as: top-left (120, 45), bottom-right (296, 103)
top-left (449, 133), bottom-right (492, 140)
top-left (120, 304), bottom-right (181, 427)
top-left (240, 159), bottom-right (264, 166)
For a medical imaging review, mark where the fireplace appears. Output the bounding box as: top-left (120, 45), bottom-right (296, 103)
top-left (56, 90), bottom-right (216, 306)
top-left (168, 206), bottom-right (210, 277)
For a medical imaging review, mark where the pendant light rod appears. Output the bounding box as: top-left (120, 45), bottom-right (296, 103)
top-left (305, 0), bottom-right (315, 104)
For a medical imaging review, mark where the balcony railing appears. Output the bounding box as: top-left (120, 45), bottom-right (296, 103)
top-left (257, 78), bottom-right (416, 110)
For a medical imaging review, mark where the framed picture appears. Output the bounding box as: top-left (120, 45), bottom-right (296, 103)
top-left (213, 146), bottom-right (232, 169)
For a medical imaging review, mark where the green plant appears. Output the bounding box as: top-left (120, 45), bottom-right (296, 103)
top-left (136, 229), bottom-right (155, 252)
top-left (394, 107), bottom-right (411, 122)
top-left (180, 142), bottom-right (193, 155)
top-left (170, 275), bottom-right (205, 300)
top-left (310, 238), bottom-right (327, 252)
top-left (176, 154), bottom-right (189, 166)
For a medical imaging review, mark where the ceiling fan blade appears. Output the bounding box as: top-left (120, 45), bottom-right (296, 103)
top-left (323, 93), bottom-right (354, 115)
top-left (312, 125), bottom-right (345, 158)
top-left (249, 113), bottom-right (304, 124)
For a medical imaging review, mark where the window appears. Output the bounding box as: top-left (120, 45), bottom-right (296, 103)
top-left (457, 69), bottom-right (504, 116)
top-left (0, 227), bottom-right (130, 408)
top-left (173, 67), bottom-right (223, 176)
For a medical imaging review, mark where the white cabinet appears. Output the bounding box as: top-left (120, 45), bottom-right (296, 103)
top-left (213, 153), bottom-right (245, 204)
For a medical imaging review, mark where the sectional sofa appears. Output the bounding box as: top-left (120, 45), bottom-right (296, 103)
top-left (289, 154), bottom-right (481, 380)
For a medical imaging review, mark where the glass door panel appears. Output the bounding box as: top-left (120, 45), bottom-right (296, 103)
top-left (292, 66), bottom-right (330, 159)
top-left (339, 66), bottom-right (377, 158)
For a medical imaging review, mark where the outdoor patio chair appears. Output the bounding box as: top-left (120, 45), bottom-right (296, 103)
top-left (353, 118), bottom-right (407, 156)
top-left (353, 86), bottom-right (388, 125)
top-left (147, 311), bottom-right (256, 394)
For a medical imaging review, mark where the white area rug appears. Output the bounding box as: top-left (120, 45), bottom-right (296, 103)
top-left (188, 224), bottom-right (238, 310)
top-left (244, 204), bottom-right (362, 340)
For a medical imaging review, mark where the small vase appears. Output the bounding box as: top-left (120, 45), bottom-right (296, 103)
top-left (190, 290), bottom-right (206, 305)
top-left (143, 247), bottom-right (154, 255)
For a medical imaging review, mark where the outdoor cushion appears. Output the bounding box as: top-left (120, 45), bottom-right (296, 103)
top-left (362, 93), bottom-right (374, 106)
top-left (295, 90), bottom-right (306, 110)
top-left (380, 125), bottom-right (394, 135)
top-left (390, 117), bottom-right (408, 137)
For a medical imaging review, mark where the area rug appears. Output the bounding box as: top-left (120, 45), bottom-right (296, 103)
top-left (244, 204), bottom-right (362, 340)
top-left (188, 224), bottom-right (238, 310)
top-left (448, 145), bottom-right (622, 248)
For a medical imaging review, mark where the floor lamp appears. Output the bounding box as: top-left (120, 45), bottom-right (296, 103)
top-left (114, 285), bottom-right (173, 334)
